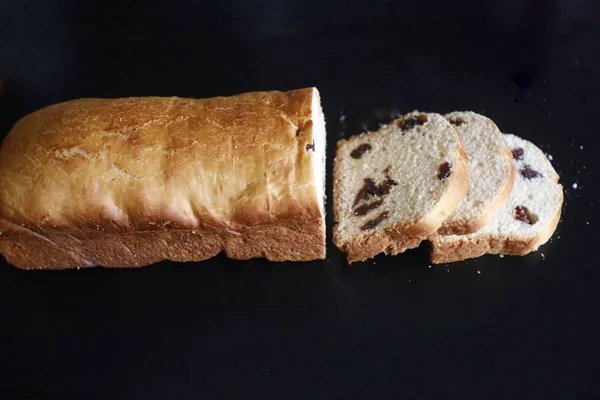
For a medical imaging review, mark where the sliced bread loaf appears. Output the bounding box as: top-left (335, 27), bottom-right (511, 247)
top-left (435, 111), bottom-right (514, 235)
top-left (430, 134), bottom-right (563, 263)
top-left (333, 112), bottom-right (469, 263)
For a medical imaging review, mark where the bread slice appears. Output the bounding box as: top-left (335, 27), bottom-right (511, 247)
top-left (333, 112), bottom-right (469, 263)
top-left (430, 134), bottom-right (563, 263)
top-left (435, 111), bottom-right (514, 235)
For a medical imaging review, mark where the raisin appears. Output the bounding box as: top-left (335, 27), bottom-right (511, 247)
top-left (448, 117), bottom-right (466, 126)
top-left (520, 165), bottom-right (542, 179)
top-left (383, 166), bottom-right (392, 178)
top-left (306, 142), bottom-right (315, 151)
top-left (398, 114), bottom-right (428, 132)
top-left (353, 178), bottom-right (378, 206)
top-left (512, 147), bottom-right (524, 161)
top-left (378, 177), bottom-right (397, 196)
top-left (354, 199), bottom-right (384, 216)
top-left (438, 162), bottom-right (452, 180)
top-left (515, 206), bottom-right (534, 224)
top-left (352, 169), bottom-right (398, 207)
top-left (351, 143), bottom-right (371, 159)
top-left (360, 211), bottom-right (389, 231)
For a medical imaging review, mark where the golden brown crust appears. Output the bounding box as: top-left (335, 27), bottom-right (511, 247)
top-left (430, 186), bottom-right (563, 264)
top-left (333, 221), bottom-right (424, 264)
top-left (0, 88), bottom-right (326, 269)
top-left (0, 220), bottom-right (324, 269)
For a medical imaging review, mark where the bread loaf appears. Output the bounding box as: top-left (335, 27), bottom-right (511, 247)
top-left (430, 133), bottom-right (563, 263)
top-left (0, 88), bottom-right (327, 269)
top-left (333, 112), bottom-right (469, 263)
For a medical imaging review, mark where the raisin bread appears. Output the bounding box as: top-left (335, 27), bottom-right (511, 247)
top-left (430, 134), bottom-right (563, 263)
top-left (435, 111), bottom-right (514, 235)
top-left (333, 112), bottom-right (469, 263)
top-left (0, 88), bottom-right (326, 269)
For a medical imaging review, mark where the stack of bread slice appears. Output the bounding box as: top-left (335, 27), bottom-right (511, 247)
top-left (333, 111), bottom-right (563, 264)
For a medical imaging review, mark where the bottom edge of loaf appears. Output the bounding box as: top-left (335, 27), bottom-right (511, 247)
top-left (0, 221), bottom-right (325, 270)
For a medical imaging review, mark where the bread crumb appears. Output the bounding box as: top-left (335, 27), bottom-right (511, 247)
top-left (541, 253), bottom-right (545, 259)
top-left (408, 280), bottom-right (412, 283)
top-left (586, 221), bottom-right (589, 225)
top-left (477, 270), bottom-right (481, 274)
top-left (572, 183), bottom-right (578, 189)
top-left (76, 267), bottom-right (80, 270)
top-left (428, 265), bottom-right (432, 269)
top-left (580, 145), bottom-right (583, 150)
top-left (499, 254), bottom-right (504, 258)
top-left (547, 154), bottom-right (553, 161)
top-left (447, 269), bottom-right (450, 272)
top-left (339, 114), bottom-right (346, 123)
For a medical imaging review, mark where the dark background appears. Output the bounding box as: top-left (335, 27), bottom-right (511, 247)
top-left (1, 0), bottom-right (599, 398)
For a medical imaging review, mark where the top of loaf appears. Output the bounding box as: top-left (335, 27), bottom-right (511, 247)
top-left (0, 88), bottom-right (325, 234)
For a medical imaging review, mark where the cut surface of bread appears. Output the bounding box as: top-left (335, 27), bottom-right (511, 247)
top-left (436, 111), bottom-right (514, 235)
top-left (334, 112), bottom-right (469, 263)
top-left (0, 88), bottom-right (326, 269)
top-left (430, 134), bottom-right (563, 264)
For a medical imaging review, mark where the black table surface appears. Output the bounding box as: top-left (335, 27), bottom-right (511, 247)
top-left (1, 1), bottom-right (599, 398)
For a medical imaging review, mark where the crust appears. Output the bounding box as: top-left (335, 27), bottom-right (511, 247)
top-left (333, 132), bottom-right (470, 263)
top-left (0, 219), bottom-right (325, 269)
top-left (0, 88), bottom-right (326, 269)
top-left (429, 185), bottom-right (563, 264)
top-left (334, 228), bottom-right (423, 264)
top-left (436, 148), bottom-right (515, 235)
